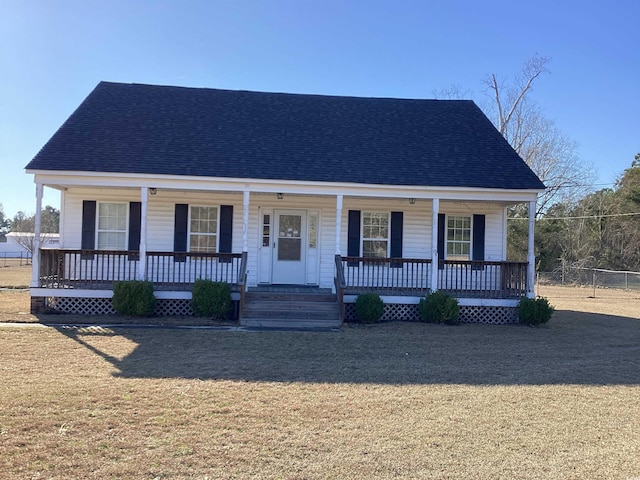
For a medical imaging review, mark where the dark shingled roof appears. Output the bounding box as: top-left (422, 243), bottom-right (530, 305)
top-left (26, 81), bottom-right (545, 190)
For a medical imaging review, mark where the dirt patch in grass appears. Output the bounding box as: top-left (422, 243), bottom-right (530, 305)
top-left (1, 318), bottom-right (639, 479)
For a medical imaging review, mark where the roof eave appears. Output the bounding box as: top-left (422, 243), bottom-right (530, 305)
top-left (28, 169), bottom-right (544, 202)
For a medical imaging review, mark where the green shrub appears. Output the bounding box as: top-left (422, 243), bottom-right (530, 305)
top-left (112, 280), bottom-right (156, 316)
top-left (418, 291), bottom-right (460, 324)
top-left (354, 293), bottom-right (384, 323)
top-left (191, 279), bottom-right (232, 319)
top-left (518, 296), bottom-right (554, 325)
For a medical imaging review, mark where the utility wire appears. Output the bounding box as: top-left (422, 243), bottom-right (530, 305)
top-left (509, 212), bottom-right (640, 221)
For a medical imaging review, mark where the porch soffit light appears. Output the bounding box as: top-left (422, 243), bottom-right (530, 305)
top-left (276, 193), bottom-right (284, 199)
top-left (149, 188), bottom-right (157, 195)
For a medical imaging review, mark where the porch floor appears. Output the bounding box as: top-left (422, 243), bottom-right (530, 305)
top-left (249, 285), bottom-right (333, 294)
top-left (343, 287), bottom-right (523, 300)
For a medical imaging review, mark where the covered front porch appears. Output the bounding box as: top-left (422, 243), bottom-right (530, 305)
top-left (32, 246), bottom-right (529, 324)
top-left (28, 178), bottom-right (538, 324)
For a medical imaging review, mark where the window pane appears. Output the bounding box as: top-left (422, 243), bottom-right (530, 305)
top-left (362, 212), bottom-right (389, 257)
top-left (190, 234), bottom-right (217, 253)
top-left (308, 214), bottom-right (317, 248)
top-left (446, 215), bottom-right (471, 261)
top-left (97, 232), bottom-right (126, 250)
top-left (98, 203), bottom-right (126, 230)
top-left (189, 206), bottom-right (218, 252)
top-left (97, 203), bottom-right (127, 250)
top-left (363, 240), bottom-right (388, 258)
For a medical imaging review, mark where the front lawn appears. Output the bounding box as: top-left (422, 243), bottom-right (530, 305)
top-left (1, 308), bottom-right (639, 478)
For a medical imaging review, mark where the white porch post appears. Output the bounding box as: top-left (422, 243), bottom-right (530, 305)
top-left (527, 199), bottom-right (537, 298)
top-left (335, 195), bottom-right (343, 255)
top-left (138, 187), bottom-right (148, 280)
top-left (243, 190), bottom-right (250, 252)
top-left (430, 197), bottom-right (439, 293)
top-left (30, 183), bottom-right (43, 287)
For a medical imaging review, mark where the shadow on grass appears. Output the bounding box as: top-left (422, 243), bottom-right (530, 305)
top-left (53, 310), bottom-right (640, 385)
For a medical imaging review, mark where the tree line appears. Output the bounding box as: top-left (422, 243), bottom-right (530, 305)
top-left (0, 205), bottom-right (60, 236)
top-left (0, 205), bottom-right (60, 253)
top-left (531, 154), bottom-right (640, 272)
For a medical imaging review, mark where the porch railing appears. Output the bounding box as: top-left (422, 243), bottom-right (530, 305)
top-left (339, 256), bottom-right (432, 294)
top-left (237, 252), bottom-right (248, 319)
top-left (146, 251), bottom-right (243, 289)
top-left (438, 260), bottom-right (528, 298)
top-left (39, 249), bottom-right (244, 290)
top-left (334, 254), bottom-right (347, 323)
top-left (336, 256), bottom-right (527, 298)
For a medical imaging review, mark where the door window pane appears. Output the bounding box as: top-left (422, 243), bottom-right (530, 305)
top-left (262, 214), bottom-right (270, 247)
top-left (278, 214), bottom-right (302, 261)
top-left (278, 238), bottom-right (301, 261)
top-left (308, 213), bottom-right (318, 248)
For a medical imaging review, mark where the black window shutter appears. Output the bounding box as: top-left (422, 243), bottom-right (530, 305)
top-left (347, 210), bottom-right (361, 266)
top-left (390, 211), bottom-right (403, 268)
top-left (472, 214), bottom-right (486, 262)
top-left (437, 213), bottom-right (446, 269)
top-left (81, 200), bottom-right (96, 260)
top-left (173, 204), bottom-right (188, 262)
top-left (219, 205), bottom-right (233, 263)
top-left (128, 202), bottom-right (142, 261)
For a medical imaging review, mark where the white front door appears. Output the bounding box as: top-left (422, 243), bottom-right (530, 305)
top-left (272, 210), bottom-right (306, 284)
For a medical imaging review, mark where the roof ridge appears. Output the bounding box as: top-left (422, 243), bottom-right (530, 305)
top-left (96, 80), bottom-right (476, 103)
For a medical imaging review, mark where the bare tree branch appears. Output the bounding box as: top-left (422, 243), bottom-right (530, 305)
top-left (483, 55), bottom-right (594, 213)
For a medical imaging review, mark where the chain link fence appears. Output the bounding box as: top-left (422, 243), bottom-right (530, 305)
top-left (538, 267), bottom-right (640, 292)
top-left (1, 252), bottom-right (32, 267)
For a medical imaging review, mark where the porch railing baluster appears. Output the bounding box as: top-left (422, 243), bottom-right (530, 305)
top-left (339, 256), bottom-right (526, 299)
top-left (37, 249), bottom-right (244, 292)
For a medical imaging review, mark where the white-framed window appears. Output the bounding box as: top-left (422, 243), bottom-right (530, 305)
top-left (362, 211), bottom-right (389, 258)
top-left (97, 202), bottom-right (127, 250)
top-left (446, 215), bottom-right (471, 260)
top-left (189, 206), bottom-right (218, 253)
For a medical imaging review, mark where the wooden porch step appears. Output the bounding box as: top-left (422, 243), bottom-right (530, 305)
top-left (241, 289), bottom-right (341, 329)
top-left (242, 318), bottom-right (341, 329)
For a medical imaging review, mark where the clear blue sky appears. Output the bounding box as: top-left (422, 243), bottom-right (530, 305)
top-left (1, 0), bottom-right (638, 219)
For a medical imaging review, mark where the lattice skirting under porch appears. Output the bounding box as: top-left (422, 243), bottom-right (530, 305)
top-left (45, 297), bottom-right (197, 317)
top-left (42, 296), bottom-right (516, 324)
top-left (344, 303), bottom-right (518, 324)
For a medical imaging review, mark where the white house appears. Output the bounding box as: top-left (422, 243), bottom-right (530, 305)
top-left (0, 232), bottom-right (59, 258)
top-left (25, 82), bottom-right (544, 326)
